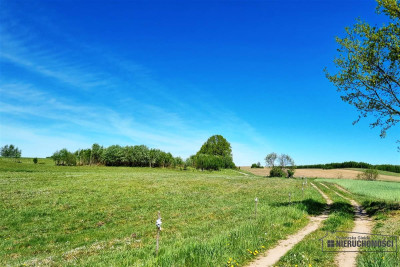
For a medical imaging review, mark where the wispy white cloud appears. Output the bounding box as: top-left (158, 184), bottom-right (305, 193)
top-left (0, 82), bottom-right (205, 156)
top-left (0, 80), bottom-right (270, 164)
top-left (0, 8), bottom-right (271, 165)
top-left (0, 32), bottom-right (116, 91)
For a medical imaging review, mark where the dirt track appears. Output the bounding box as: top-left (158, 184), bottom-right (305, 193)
top-left (248, 182), bottom-right (374, 267)
top-left (248, 183), bottom-right (332, 267)
top-left (329, 184), bottom-right (373, 267)
top-left (241, 167), bottom-right (399, 182)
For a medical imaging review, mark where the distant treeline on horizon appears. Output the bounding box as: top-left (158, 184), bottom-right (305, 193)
top-left (296, 161), bottom-right (400, 174)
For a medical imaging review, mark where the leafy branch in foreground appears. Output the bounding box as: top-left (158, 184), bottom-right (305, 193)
top-left (325, 0), bottom-right (400, 143)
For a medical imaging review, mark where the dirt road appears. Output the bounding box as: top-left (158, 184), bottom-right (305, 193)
top-left (248, 183), bottom-right (373, 267)
top-left (248, 183), bottom-right (332, 267)
top-left (331, 184), bottom-right (374, 267)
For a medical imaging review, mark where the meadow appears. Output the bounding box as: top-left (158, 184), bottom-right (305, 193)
top-left (0, 158), bottom-right (325, 266)
top-left (2, 158), bottom-right (399, 266)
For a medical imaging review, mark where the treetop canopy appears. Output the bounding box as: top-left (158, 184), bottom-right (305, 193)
top-left (197, 134), bottom-right (233, 158)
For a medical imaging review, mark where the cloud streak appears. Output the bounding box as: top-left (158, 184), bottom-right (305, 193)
top-left (0, 6), bottom-right (270, 165)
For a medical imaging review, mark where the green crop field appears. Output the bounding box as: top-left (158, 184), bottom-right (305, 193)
top-left (0, 158), bottom-right (326, 266)
top-left (316, 178), bottom-right (400, 202)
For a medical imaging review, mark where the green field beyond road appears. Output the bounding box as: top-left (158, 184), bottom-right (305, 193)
top-left (316, 178), bottom-right (400, 202)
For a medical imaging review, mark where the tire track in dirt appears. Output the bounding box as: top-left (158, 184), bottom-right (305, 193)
top-left (247, 183), bottom-right (332, 267)
top-left (319, 182), bottom-right (330, 189)
top-left (330, 187), bottom-right (373, 267)
top-left (333, 183), bottom-right (351, 194)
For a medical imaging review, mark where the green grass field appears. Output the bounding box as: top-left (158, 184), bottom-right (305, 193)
top-left (2, 158), bottom-right (399, 266)
top-left (316, 178), bottom-right (400, 202)
top-left (0, 158), bottom-right (326, 266)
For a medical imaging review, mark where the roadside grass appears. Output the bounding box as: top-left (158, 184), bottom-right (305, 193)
top-left (344, 168), bottom-right (400, 177)
top-left (0, 159), bottom-right (326, 266)
top-left (315, 180), bottom-right (400, 267)
top-left (356, 210), bottom-right (400, 267)
top-left (276, 181), bottom-right (355, 267)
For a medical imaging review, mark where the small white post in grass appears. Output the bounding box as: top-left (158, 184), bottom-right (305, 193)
top-left (302, 182), bottom-right (305, 198)
top-left (155, 211), bottom-right (162, 256)
top-left (255, 197), bottom-right (258, 219)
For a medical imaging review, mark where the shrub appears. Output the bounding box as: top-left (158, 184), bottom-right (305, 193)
top-left (251, 162), bottom-right (263, 168)
top-left (270, 167), bottom-right (286, 177)
top-left (33, 158), bottom-right (38, 164)
top-left (357, 169), bottom-right (379, 181)
top-left (287, 168), bottom-right (295, 178)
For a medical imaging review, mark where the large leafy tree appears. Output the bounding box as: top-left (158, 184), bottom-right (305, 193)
top-left (195, 135), bottom-right (235, 170)
top-left (325, 0), bottom-right (400, 143)
top-left (198, 135), bottom-right (233, 157)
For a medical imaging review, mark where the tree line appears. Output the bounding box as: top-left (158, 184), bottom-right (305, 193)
top-left (51, 144), bottom-right (183, 168)
top-left (296, 161), bottom-right (400, 174)
top-left (51, 135), bottom-right (236, 170)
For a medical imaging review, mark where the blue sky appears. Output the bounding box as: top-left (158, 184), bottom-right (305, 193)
top-left (0, 0), bottom-right (399, 165)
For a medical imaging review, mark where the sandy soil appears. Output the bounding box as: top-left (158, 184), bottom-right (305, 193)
top-left (241, 167), bottom-right (399, 182)
top-left (247, 183), bottom-right (332, 267)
